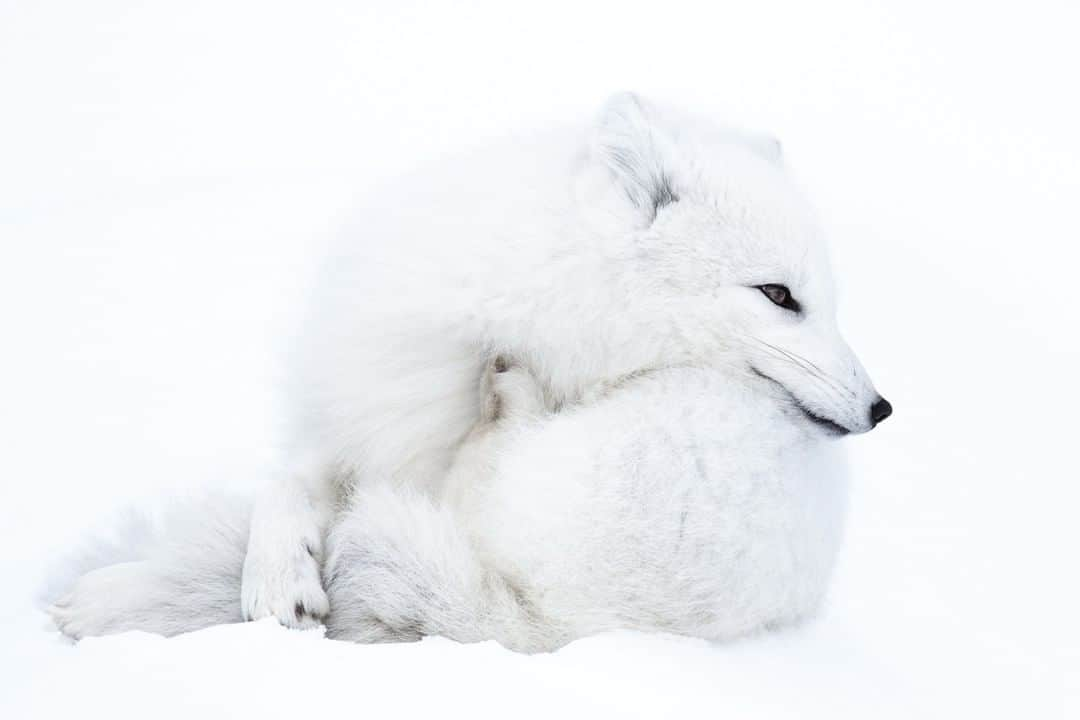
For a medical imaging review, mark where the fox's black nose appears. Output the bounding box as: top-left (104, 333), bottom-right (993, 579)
top-left (869, 397), bottom-right (893, 427)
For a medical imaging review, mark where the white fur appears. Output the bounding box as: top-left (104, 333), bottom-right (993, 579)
top-left (50, 93), bottom-right (885, 650)
top-left (327, 360), bottom-right (848, 651)
top-left (48, 497), bottom-right (250, 639)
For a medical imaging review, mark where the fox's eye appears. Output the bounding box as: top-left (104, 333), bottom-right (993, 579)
top-left (758, 284), bottom-right (801, 312)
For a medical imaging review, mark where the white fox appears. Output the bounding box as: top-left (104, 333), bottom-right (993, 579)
top-left (49, 93), bottom-right (891, 650)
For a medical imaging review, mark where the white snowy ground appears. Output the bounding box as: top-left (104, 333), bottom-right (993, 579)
top-left (1, 2), bottom-right (1076, 718)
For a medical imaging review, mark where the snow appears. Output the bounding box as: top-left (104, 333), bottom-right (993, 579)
top-left (0, 1), bottom-right (1076, 717)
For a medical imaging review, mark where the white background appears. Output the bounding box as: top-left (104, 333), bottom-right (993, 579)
top-left (0, 1), bottom-right (1076, 717)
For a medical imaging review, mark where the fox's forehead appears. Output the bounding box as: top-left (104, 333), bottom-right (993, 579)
top-left (672, 144), bottom-right (833, 291)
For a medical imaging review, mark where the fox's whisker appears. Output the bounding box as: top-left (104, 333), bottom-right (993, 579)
top-left (742, 336), bottom-right (854, 406)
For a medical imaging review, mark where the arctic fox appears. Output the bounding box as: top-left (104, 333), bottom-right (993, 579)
top-left (49, 93), bottom-right (891, 650)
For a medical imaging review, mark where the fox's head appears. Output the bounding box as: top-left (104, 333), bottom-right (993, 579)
top-left (579, 93), bottom-right (890, 435)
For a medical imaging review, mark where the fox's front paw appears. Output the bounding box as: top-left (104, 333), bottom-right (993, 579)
top-left (241, 534), bottom-right (329, 629)
top-left (479, 356), bottom-right (546, 424)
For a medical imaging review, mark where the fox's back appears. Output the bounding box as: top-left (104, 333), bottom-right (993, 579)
top-left (283, 129), bottom-right (596, 488)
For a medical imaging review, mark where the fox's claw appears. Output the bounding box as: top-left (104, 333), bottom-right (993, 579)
top-left (241, 536), bottom-right (329, 629)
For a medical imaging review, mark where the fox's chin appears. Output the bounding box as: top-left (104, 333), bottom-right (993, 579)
top-left (749, 366), bottom-right (852, 437)
top-left (795, 404), bottom-right (851, 436)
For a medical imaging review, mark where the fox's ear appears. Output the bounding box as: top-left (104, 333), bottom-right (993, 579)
top-left (589, 92), bottom-right (678, 222)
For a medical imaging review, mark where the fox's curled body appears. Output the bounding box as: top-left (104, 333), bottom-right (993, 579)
top-left (49, 94), bottom-right (888, 651)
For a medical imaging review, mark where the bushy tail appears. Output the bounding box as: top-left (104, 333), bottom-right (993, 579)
top-left (44, 495), bottom-right (252, 639)
top-left (322, 485), bottom-right (560, 652)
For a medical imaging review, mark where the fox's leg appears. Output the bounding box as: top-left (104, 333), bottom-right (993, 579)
top-left (477, 355), bottom-right (547, 424)
top-left (241, 454), bottom-right (338, 628)
top-left (441, 355), bottom-right (548, 507)
top-left (324, 358), bottom-right (560, 651)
